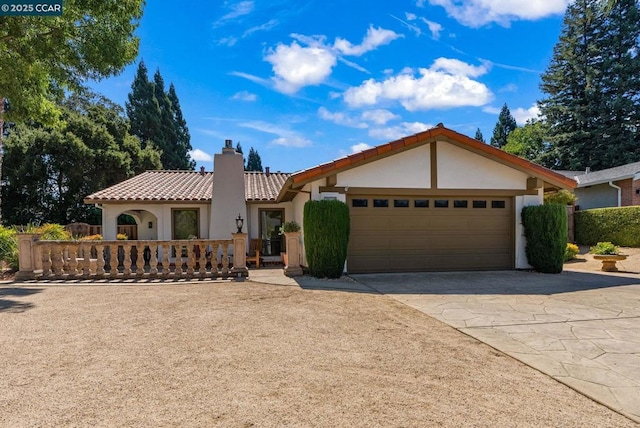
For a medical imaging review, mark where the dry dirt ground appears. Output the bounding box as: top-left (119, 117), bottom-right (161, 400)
top-left (1, 280), bottom-right (637, 427)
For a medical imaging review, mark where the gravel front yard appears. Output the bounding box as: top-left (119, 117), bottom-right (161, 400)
top-left (0, 281), bottom-right (635, 427)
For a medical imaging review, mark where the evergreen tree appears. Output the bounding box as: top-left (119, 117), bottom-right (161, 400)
top-left (490, 103), bottom-right (518, 148)
top-left (539, 0), bottom-right (640, 170)
top-left (474, 128), bottom-right (485, 143)
top-left (126, 62), bottom-right (194, 170)
top-left (126, 61), bottom-right (161, 149)
top-left (246, 147), bottom-right (263, 172)
top-left (168, 83), bottom-right (195, 170)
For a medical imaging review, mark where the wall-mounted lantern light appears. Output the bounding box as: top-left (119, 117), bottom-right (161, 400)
top-left (236, 214), bottom-right (244, 233)
top-left (148, 221), bottom-right (153, 229)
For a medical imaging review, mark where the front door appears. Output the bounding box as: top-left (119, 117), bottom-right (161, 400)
top-left (259, 209), bottom-right (284, 256)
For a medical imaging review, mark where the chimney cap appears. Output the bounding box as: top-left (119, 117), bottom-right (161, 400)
top-left (224, 139), bottom-right (233, 149)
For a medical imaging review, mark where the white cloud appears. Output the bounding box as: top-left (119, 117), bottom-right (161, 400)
top-left (189, 149), bottom-right (213, 162)
top-left (318, 107), bottom-right (368, 128)
top-left (265, 41), bottom-right (337, 94)
top-left (243, 19), bottom-right (279, 37)
top-left (229, 71), bottom-right (271, 86)
top-left (361, 109), bottom-right (399, 125)
top-left (334, 25), bottom-right (402, 56)
top-left (499, 83), bottom-right (518, 93)
top-left (482, 106), bottom-right (501, 114)
top-left (428, 0), bottom-right (569, 27)
top-left (232, 91), bottom-right (257, 101)
top-left (214, 1), bottom-right (254, 27)
top-left (406, 12), bottom-right (417, 21)
top-left (351, 143), bottom-right (373, 153)
top-left (512, 105), bottom-right (540, 125)
top-left (369, 122), bottom-right (433, 140)
top-left (240, 120), bottom-right (312, 147)
top-left (271, 136), bottom-right (312, 147)
top-left (421, 18), bottom-right (443, 40)
top-left (344, 58), bottom-right (493, 111)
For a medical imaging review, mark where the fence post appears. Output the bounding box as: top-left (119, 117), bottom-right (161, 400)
top-left (15, 234), bottom-right (41, 280)
top-left (231, 233), bottom-right (248, 278)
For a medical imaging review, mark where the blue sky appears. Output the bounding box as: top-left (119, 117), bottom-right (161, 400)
top-left (89, 0), bottom-right (570, 173)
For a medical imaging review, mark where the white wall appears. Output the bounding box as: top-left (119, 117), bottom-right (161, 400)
top-left (100, 203), bottom-right (210, 240)
top-left (438, 142), bottom-right (529, 189)
top-left (337, 144), bottom-right (431, 188)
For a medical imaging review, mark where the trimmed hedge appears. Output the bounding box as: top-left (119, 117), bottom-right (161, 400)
top-left (522, 204), bottom-right (567, 273)
top-left (303, 200), bottom-right (350, 279)
top-left (575, 206), bottom-right (640, 247)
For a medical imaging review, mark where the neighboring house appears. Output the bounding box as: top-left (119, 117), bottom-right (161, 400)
top-left (560, 162), bottom-right (640, 210)
top-left (85, 125), bottom-right (576, 273)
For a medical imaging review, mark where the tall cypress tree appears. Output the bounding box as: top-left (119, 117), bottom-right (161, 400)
top-left (126, 61), bottom-right (161, 150)
top-left (126, 62), bottom-right (194, 170)
top-left (167, 83), bottom-right (195, 170)
top-left (490, 104), bottom-right (517, 148)
top-left (539, 0), bottom-right (640, 170)
top-left (246, 147), bottom-right (263, 172)
top-left (474, 128), bottom-right (485, 143)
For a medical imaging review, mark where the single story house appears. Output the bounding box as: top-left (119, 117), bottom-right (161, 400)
top-left (85, 124), bottom-right (576, 273)
top-left (559, 162), bottom-right (640, 210)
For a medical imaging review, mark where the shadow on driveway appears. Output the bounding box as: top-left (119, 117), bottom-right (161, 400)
top-left (346, 270), bottom-right (640, 295)
top-left (0, 287), bottom-right (42, 313)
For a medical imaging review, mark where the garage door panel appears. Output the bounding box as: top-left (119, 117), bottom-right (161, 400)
top-left (348, 195), bottom-right (513, 273)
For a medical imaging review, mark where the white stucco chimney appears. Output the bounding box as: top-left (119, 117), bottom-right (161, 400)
top-left (210, 140), bottom-right (246, 240)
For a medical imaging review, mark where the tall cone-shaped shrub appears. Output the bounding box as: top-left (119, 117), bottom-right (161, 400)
top-left (303, 200), bottom-right (350, 278)
top-left (522, 204), bottom-right (567, 273)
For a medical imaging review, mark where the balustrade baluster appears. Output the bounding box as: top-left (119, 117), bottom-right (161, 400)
top-left (198, 242), bottom-right (206, 277)
top-left (221, 243), bottom-right (229, 277)
top-left (174, 243), bottom-right (184, 276)
top-left (149, 243), bottom-right (159, 276)
top-left (123, 244), bottom-right (132, 277)
top-left (67, 243), bottom-right (78, 277)
top-left (135, 243), bottom-right (145, 277)
top-left (41, 243), bottom-right (52, 277)
top-left (96, 244), bottom-right (105, 277)
top-left (162, 244), bottom-right (171, 276)
top-left (52, 244), bottom-right (64, 278)
top-left (186, 244), bottom-right (195, 276)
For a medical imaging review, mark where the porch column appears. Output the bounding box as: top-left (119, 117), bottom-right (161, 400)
top-left (284, 231), bottom-right (303, 277)
top-left (231, 232), bottom-right (248, 278)
top-left (15, 233), bottom-right (40, 280)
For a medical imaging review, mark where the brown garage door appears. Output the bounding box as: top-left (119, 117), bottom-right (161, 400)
top-left (347, 195), bottom-right (513, 273)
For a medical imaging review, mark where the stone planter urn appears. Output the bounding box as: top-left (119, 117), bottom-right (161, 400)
top-left (593, 254), bottom-right (627, 272)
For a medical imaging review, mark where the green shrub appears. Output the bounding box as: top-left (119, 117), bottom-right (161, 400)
top-left (27, 223), bottom-right (72, 240)
top-left (522, 204), bottom-right (567, 273)
top-left (544, 189), bottom-right (577, 205)
top-left (303, 200), bottom-right (350, 279)
top-left (564, 243), bottom-right (579, 262)
top-left (590, 241), bottom-right (619, 255)
top-left (575, 206), bottom-right (640, 247)
top-left (279, 221), bottom-right (301, 235)
top-left (0, 226), bottom-right (18, 270)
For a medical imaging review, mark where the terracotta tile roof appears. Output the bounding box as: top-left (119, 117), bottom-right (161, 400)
top-left (245, 171), bottom-right (291, 201)
top-left (283, 124), bottom-right (577, 194)
top-left (84, 170), bottom-right (292, 204)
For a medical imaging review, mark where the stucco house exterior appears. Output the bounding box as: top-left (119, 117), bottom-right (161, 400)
top-left (560, 162), bottom-right (640, 210)
top-left (85, 125), bottom-right (576, 273)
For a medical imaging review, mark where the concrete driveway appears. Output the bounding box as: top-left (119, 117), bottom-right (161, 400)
top-left (351, 270), bottom-right (640, 423)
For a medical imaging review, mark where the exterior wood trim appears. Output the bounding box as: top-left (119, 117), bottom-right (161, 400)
top-left (326, 174), bottom-right (337, 187)
top-left (430, 141), bottom-right (438, 189)
top-left (527, 177), bottom-right (544, 190)
top-left (319, 186), bottom-right (346, 194)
